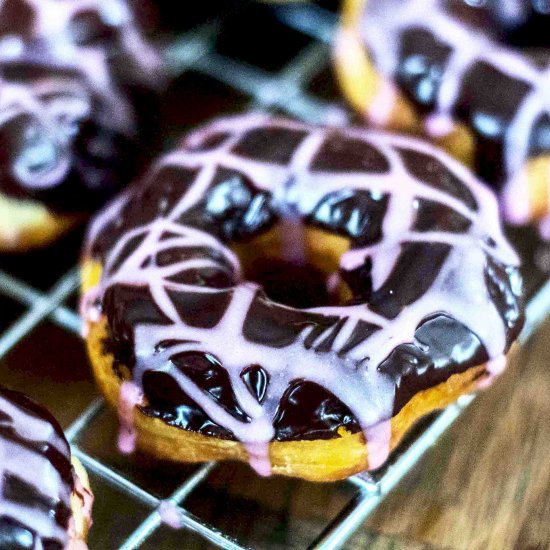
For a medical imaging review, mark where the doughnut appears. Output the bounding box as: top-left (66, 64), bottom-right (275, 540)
top-left (0, 0), bottom-right (163, 252)
top-left (334, 0), bottom-right (550, 233)
top-left (81, 113), bottom-right (524, 481)
top-left (0, 385), bottom-right (93, 548)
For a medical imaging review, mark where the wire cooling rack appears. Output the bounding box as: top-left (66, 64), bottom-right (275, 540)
top-left (2, 2), bottom-right (550, 549)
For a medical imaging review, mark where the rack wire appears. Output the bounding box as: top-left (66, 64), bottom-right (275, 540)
top-left (1, 3), bottom-right (550, 549)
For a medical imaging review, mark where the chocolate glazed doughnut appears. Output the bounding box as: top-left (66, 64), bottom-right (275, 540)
top-left (334, 0), bottom-right (550, 235)
top-left (0, 385), bottom-right (93, 549)
top-left (0, 0), bottom-right (163, 251)
top-left (81, 114), bottom-right (524, 481)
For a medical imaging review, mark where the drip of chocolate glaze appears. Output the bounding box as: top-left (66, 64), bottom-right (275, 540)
top-left (102, 284), bottom-right (172, 373)
top-left (308, 189), bottom-right (390, 246)
top-left (0, 386), bottom-right (74, 550)
top-left (241, 365), bottom-right (270, 404)
top-left (141, 371), bottom-right (235, 439)
top-left (397, 27), bottom-right (452, 113)
top-left (455, 61), bottom-right (531, 188)
top-left (380, 314), bottom-right (489, 414)
top-left (179, 167), bottom-right (277, 242)
top-left (84, 115), bottom-right (524, 471)
top-left (367, 242), bottom-right (452, 319)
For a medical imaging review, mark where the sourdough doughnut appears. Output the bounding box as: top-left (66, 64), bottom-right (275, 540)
top-left (81, 113), bottom-right (524, 481)
top-left (335, 0), bottom-right (550, 233)
top-left (0, 385), bottom-right (93, 548)
top-left (0, 0), bottom-right (163, 251)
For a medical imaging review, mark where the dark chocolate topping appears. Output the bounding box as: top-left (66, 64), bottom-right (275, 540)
top-left (397, 27), bottom-right (452, 112)
top-left (485, 0), bottom-right (550, 46)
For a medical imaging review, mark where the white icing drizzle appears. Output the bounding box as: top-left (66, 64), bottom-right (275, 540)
top-left (357, 0), bottom-right (550, 225)
top-left (83, 114), bottom-right (520, 475)
top-left (0, 391), bottom-right (73, 546)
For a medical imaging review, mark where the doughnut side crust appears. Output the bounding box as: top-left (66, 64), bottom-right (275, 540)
top-left (85, 298), bottom-right (487, 481)
top-left (0, 191), bottom-right (76, 252)
top-left (69, 457), bottom-right (94, 549)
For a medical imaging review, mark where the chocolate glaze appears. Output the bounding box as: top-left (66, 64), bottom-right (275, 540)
top-left (84, 115), bottom-right (524, 468)
top-left (454, 59), bottom-right (531, 187)
top-left (0, 386), bottom-right (74, 549)
top-left (381, 315), bottom-right (489, 414)
top-left (242, 258), bottom-right (335, 308)
top-left (308, 189), bottom-right (390, 245)
top-left (0, 0), bottom-right (163, 213)
top-left (397, 27), bottom-right (452, 113)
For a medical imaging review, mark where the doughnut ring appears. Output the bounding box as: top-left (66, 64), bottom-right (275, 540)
top-left (81, 114), bottom-right (523, 481)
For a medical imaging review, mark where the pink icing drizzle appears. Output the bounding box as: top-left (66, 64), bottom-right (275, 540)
top-left (83, 114), bottom-right (520, 474)
top-left (477, 353), bottom-right (507, 389)
top-left (117, 380), bottom-right (143, 455)
top-left (245, 441), bottom-right (272, 477)
top-left (158, 500), bottom-right (182, 529)
top-left (540, 214), bottom-right (550, 240)
top-left (363, 419), bottom-right (392, 470)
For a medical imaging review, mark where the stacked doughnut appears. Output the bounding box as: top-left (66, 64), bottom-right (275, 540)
top-left (81, 114), bottom-right (524, 481)
top-left (335, 0), bottom-right (550, 234)
top-left (0, 385), bottom-right (93, 548)
top-left (0, 0), bottom-right (163, 251)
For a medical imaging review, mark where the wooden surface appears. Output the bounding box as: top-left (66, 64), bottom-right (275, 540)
top-left (350, 318), bottom-right (550, 550)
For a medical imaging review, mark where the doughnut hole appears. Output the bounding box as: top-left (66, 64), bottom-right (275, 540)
top-left (231, 221), bottom-right (352, 309)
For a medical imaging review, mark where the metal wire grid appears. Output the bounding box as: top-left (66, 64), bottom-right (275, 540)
top-left (0, 3), bottom-right (549, 549)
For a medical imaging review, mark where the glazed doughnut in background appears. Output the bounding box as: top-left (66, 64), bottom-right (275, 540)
top-left (81, 113), bottom-right (524, 481)
top-left (334, 0), bottom-right (550, 234)
top-left (0, 385), bottom-right (93, 548)
top-left (0, 0), bottom-right (164, 252)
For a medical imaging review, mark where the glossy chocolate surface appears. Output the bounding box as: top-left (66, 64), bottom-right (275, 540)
top-left (0, 385), bottom-right (74, 549)
top-left (83, 115), bottom-right (523, 468)
top-left (0, 0), bottom-right (162, 213)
